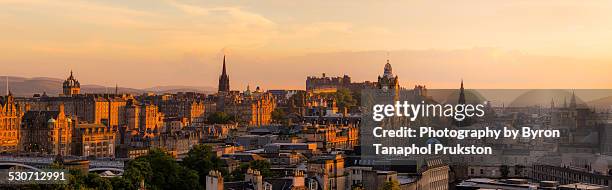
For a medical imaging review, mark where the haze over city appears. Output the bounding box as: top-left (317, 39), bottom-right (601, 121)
top-left (1, 0), bottom-right (611, 89)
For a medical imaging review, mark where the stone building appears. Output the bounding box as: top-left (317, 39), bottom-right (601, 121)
top-left (150, 129), bottom-right (201, 158)
top-left (411, 159), bottom-right (450, 190)
top-left (350, 158), bottom-right (449, 190)
top-left (126, 99), bottom-right (164, 135)
top-left (218, 90), bottom-right (276, 127)
top-left (299, 124), bottom-right (358, 151)
top-left (20, 103), bottom-right (73, 155)
top-left (308, 154), bottom-right (346, 190)
top-left (0, 94), bottom-right (23, 153)
top-left (18, 71), bottom-right (134, 127)
top-left (72, 123), bottom-right (116, 158)
top-left (22, 94), bottom-right (132, 127)
top-left (140, 94), bottom-right (206, 123)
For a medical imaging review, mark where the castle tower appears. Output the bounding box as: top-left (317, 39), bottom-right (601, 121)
top-left (377, 59), bottom-right (400, 100)
top-left (218, 55), bottom-right (230, 92)
top-left (62, 70), bottom-right (80, 96)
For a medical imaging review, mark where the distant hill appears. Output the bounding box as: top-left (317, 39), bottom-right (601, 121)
top-left (0, 76), bottom-right (215, 97)
top-left (588, 96), bottom-right (612, 109)
top-left (143, 85), bottom-right (216, 94)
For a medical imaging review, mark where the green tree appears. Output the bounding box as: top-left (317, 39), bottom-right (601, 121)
top-left (207, 112), bottom-right (235, 124)
top-left (182, 145), bottom-right (227, 188)
top-left (84, 173), bottom-right (113, 190)
top-left (382, 180), bottom-right (400, 190)
top-left (62, 169), bottom-right (112, 190)
top-left (500, 165), bottom-right (509, 178)
top-left (123, 157), bottom-right (153, 189)
top-left (334, 89), bottom-right (357, 111)
top-left (124, 149), bottom-right (200, 190)
top-left (271, 108), bottom-right (287, 123)
top-left (110, 177), bottom-right (133, 190)
top-left (228, 160), bottom-right (273, 181)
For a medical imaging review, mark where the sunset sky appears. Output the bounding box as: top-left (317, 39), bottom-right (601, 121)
top-left (1, 0), bottom-right (611, 89)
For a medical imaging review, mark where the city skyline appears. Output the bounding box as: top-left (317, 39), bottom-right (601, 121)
top-left (1, 1), bottom-right (612, 89)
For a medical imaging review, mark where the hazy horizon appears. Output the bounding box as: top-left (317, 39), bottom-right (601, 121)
top-left (1, 1), bottom-right (611, 89)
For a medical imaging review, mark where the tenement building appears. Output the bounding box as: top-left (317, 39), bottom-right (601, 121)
top-left (23, 94), bottom-right (133, 127)
top-left (72, 123), bottom-right (116, 158)
top-left (218, 89), bottom-right (276, 127)
top-left (19, 71), bottom-right (134, 127)
top-left (139, 93), bottom-right (206, 123)
top-left (20, 103), bottom-right (73, 155)
top-left (125, 99), bottom-right (165, 136)
top-left (0, 93), bottom-right (23, 153)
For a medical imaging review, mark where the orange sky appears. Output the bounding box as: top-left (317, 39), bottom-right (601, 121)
top-left (0, 0), bottom-right (611, 89)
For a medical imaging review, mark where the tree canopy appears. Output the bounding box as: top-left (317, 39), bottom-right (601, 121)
top-left (123, 149), bottom-right (201, 190)
top-left (182, 145), bottom-right (228, 188)
top-left (207, 111), bottom-right (235, 124)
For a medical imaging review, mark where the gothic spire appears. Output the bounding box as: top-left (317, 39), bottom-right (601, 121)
top-left (551, 98), bottom-right (555, 109)
top-left (222, 55), bottom-right (227, 76)
top-left (218, 55), bottom-right (230, 92)
top-left (458, 79), bottom-right (466, 104)
top-left (570, 90), bottom-right (577, 108)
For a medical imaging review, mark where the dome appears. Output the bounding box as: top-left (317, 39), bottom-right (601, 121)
top-left (47, 118), bottom-right (56, 123)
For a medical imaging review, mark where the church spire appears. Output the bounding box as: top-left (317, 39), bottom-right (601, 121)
top-left (458, 79), bottom-right (466, 104)
top-left (222, 55), bottom-right (227, 76)
top-left (218, 55), bottom-right (230, 92)
top-left (550, 98), bottom-right (555, 109)
top-left (570, 90), bottom-right (577, 108)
